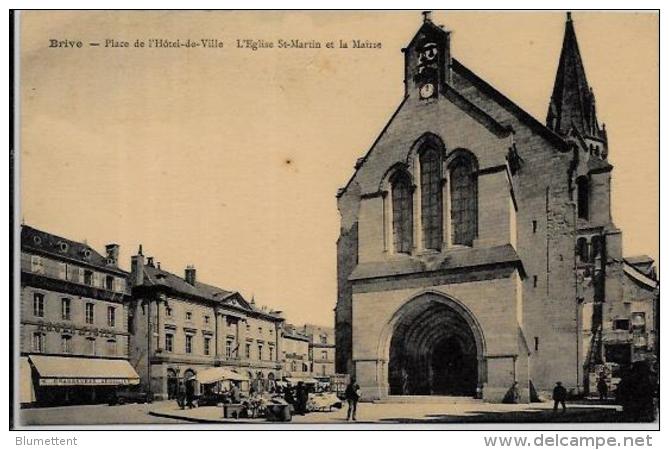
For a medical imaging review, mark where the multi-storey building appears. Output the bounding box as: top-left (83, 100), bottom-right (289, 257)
top-left (281, 324), bottom-right (313, 381)
top-left (335, 12), bottom-right (658, 402)
top-left (302, 324), bottom-right (336, 379)
top-left (127, 247), bottom-right (284, 400)
top-left (19, 225), bottom-right (137, 405)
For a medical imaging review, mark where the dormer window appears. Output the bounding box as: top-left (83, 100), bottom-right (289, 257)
top-left (33, 235), bottom-right (42, 245)
top-left (83, 249), bottom-right (92, 259)
top-left (58, 242), bottom-right (69, 252)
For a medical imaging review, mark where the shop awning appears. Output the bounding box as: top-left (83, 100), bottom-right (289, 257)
top-left (196, 367), bottom-right (249, 384)
top-left (29, 355), bottom-right (140, 387)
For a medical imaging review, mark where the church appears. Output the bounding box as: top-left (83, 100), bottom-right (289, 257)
top-left (335, 12), bottom-right (658, 402)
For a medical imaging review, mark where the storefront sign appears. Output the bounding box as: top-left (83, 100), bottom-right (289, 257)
top-left (39, 377), bottom-right (138, 386)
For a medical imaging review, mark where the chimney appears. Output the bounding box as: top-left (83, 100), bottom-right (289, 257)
top-left (130, 245), bottom-right (145, 287)
top-left (147, 257), bottom-right (155, 267)
top-left (185, 265), bottom-right (196, 285)
top-left (105, 243), bottom-right (120, 266)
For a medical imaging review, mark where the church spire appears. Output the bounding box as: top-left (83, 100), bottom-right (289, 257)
top-left (546, 12), bottom-right (605, 141)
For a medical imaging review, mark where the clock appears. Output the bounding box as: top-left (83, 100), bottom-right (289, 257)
top-left (420, 83), bottom-right (435, 99)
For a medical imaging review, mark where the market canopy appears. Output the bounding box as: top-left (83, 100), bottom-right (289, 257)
top-left (195, 367), bottom-right (249, 384)
top-left (29, 355), bottom-right (139, 386)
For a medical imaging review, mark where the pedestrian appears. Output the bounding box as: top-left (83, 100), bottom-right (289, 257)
top-left (552, 381), bottom-right (567, 414)
top-left (502, 381), bottom-right (521, 404)
top-left (177, 381), bottom-right (186, 410)
top-left (597, 376), bottom-right (608, 401)
top-left (345, 378), bottom-right (360, 421)
top-left (185, 378), bottom-right (195, 409)
top-left (295, 382), bottom-right (308, 415)
top-left (230, 381), bottom-right (242, 403)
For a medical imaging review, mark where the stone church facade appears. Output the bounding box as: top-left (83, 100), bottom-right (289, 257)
top-left (335, 13), bottom-right (656, 402)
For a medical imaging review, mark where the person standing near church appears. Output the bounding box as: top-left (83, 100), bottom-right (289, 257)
top-left (552, 381), bottom-right (567, 413)
top-left (345, 379), bottom-right (360, 421)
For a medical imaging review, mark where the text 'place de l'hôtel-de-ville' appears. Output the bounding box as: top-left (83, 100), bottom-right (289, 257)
top-left (17, 12), bottom-right (657, 407)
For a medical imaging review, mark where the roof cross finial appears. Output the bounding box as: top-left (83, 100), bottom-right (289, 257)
top-left (422, 11), bottom-right (432, 23)
top-left (566, 11), bottom-right (572, 22)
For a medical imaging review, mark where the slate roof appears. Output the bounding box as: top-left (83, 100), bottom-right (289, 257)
top-left (21, 225), bottom-right (127, 275)
top-left (139, 264), bottom-right (283, 321)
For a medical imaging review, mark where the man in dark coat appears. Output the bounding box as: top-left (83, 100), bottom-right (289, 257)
top-left (345, 379), bottom-right (360, 421)
top-left (553, 381), bottom-right (567, 413)
top-left (185, 378), bottom-right (195, 409)
top-left (597, 376), bottom-right (609, 401)
top-left (295, 382), bottom-right (308, 415)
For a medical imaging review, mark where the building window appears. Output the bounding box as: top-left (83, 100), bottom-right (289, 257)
top-left (226, 340), bottom-right (233, 358)
top-left (302, 363), bottom-right (309, 372)
top-left (107, 306), bottom-right (116, 327)
top-left (258, 327), bottom-right (263, 334)
top-left (591, 236), bottom-right (603, 261)
top-left (576, 176), bottom-right (589, 220)
top-left (30, 255), bottom-right (44, 274)
top-left (449, 154), bottom-right (478, 246)
top-left (420, 148), bottom-right (443, 250)
top-left (245, 343), bottom-right (251, 359)
top-left (105, 275), bottom-right (114, 290)
top-left (165, 305), bottom-right (172, 317)
top-left (85, 303), bottom-right (95, 324)
top-left (532, 220), bottom-right (537, 233)
top-left (320, 335), bottom-right (327, 344)
top-left (33, 292), bottom-right (45, 317)
top-left (291, 360), bottom-right (297, 372)
top-left (185, 335), bottom-right (193, 354)
top-left (258, 344), bottom-right (263, 360)
top-left (269, 346), bottom-right (274, 361)
top-left (165, 334), bottom-right (174, 353)
top-left (321, 350), bottom-right (327, 360)
top-left (83, 270), bottom-right (94, 286)
top-left (577, 237), bottom-right (589, 263)
top-left (32, 333), bottom-right (44, 352)
top-left (533, 275), bottom-right (538, 288)
top-left (61, 335), bottom-right (72, 353)
top-left (613, 319), bottom-right (630, 331)
top-left (185, 311), bottom-right (192, 321)
top-left (204, 337), bottom-right (211, 356)
top-left (391, 171), bottom-right (413, 253)
top-left (86, 337), bottom-right (96, 355)
top-left (107, 339), bottom-right (117, 356)
top-left (61, 298), bottom-right (71, 320)
top-left (534, 337), bottom-right (539, 352)
top-left (321, 365), bottom-right (327, 376)
top-left (204, 315), bottom-right (210, 326)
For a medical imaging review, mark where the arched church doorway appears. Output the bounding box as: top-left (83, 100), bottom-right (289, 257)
top-left (388, 293), bottom-right (482, 396)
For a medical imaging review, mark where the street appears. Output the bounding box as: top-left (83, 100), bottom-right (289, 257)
top-left (19, 401), bottom-right (187, 426)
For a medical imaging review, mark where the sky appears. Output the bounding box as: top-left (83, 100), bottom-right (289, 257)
top-left (18, 11), bottom-right (659, 327)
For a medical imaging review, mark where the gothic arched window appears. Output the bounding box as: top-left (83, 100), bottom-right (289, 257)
top-left (576, 176), bottom-right (589, 220)
top-left (420, 148), bottom-right (443, 250)
top-left (391, 171), bottom-right (414, 254)
top-left (449, 155), bottom-right (478, 246)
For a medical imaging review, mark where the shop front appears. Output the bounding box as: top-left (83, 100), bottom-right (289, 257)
top-left (28, 355), bottom-right (140, 406)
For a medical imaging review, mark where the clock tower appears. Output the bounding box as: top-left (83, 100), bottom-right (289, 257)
top-left (403, 11), bottom-right (451, 100)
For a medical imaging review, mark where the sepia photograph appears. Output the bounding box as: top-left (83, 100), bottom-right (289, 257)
top-left (10, 9), bottom-right (659, 431)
